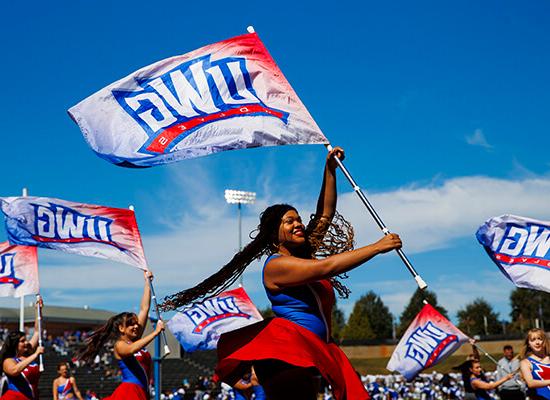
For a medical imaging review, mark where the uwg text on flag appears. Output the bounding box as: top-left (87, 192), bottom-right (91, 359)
top-left (477, 214), bottom-right (550, 293)
top-left (167, 287), bottom-right (263, 352)
top-left (387, 304), bottom-right (468, 380)
top-left (1, 197), bottom-right (147, 270)
top-left (69, 32), bottom-right (328, 167)
top-left (0, 242), bottom-right (39, 298)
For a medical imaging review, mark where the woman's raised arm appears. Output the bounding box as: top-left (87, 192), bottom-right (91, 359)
top-left (264, 233), bottom-right (401, 290)
top-left (306, 147), bottom-right (344, 239)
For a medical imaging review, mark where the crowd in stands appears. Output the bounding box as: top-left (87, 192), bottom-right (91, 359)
top-left (0, 325), bottom-right (529, 400)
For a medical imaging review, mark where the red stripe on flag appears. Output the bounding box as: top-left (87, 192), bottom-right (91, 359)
top-left (192, 312), bottom-right (250, 333)
top-left (146, 105), bottom-right (285, 154)
top-left (495, 253), bottom-right (550, 269)
top-left (31, 236), bottom-right (121, 249)
top-left (0, 277), bottom-right (22, 285)
top-left (425, 335), bottom-right (457, 368)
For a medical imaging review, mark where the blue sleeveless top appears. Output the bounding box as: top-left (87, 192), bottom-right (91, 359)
top-left (528, 357), bottom-right (550, 399)
top-left (57, 378), bottom-right (75, 399)
top-left (118, 347), bottom-right (152, 389)
top-left (263, 254), bottom-right (334, 342)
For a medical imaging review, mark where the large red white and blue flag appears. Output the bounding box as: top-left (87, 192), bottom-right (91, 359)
top-left (1, 197), bottom-right (148, 270)
top-left (0, 242), bottom-right (39, 298)
top-left (387, 304), bottom-right (468, 381)
top-left (167, 287), bottom-right (263, 352)
top-left (477, 214), bottom-right (550, 293)
top-left (68, 31), bottom-right (328, 168)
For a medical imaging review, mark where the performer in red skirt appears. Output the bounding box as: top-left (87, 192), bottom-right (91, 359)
top-left (78, 271), bottom-right (164, 400)
top-left (0, 303), bottom-right (44, 400)
top-left (162, 147), bottom-right (402, 400)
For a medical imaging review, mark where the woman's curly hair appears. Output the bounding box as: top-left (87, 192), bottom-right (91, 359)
top-left (160, 204), bottom-right (355, 311)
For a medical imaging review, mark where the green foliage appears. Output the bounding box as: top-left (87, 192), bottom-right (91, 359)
top-left (457, 298), bottom-right (502, 335)
top-left (342, 297), bottom-right (375, 340)
top-left (509, 288), bottom-right (550, 333)
top-left (331, 303), bottom-right (346, 342)
top-left (341, 291), bottom-right (394, 341)
top-left (398, 288), bottom-right (448, 336)
top-left (259, 307), bottom-right (275, 319)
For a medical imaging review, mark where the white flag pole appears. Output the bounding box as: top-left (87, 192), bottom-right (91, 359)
top-left (19, 187), bottom-right (29, 332)
top-left (128, 205), bottom-right (170, 357)
top-left (36, 294), bottom-right (44, 372)
top-left (325, 144), bottom-right (428, 290)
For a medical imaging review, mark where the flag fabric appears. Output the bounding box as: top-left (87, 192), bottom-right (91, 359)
top-left (1, 196), bottom-right (148, 270)
top-left (68, 32), bottom-right (328, 168)
top-left (167, 287), bottom-right (263, 352)
top-left (0, 242), bottom-right (39, 298)
top-left (387, 304), bottom-right (469, 380)
top-left (477, 214), bottom-right (550, 293)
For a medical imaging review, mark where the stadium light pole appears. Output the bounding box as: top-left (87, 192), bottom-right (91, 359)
top-left (225, 190), bottom-right (256, 286)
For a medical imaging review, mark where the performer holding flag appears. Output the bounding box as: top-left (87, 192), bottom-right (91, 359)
top-left (77, 271), bottom-right (164, 400)
top-left (161, 147), bottom-right (402, 400)
top-left (0, 300), bottom-right (44, 400)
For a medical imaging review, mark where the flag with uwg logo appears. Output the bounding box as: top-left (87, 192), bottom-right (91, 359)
top-left (167, 287), bottom-right (263, 352)
top-left (387, 304), bottom-right (468, 380)
top-left (1, 196), bottom-right (148, 270)
top-left (68, 32), bottom-right (328, 168)
top-left (477, 214), bottom-right (550, 293)
top-left (0, 242), bottom-right (39, 298)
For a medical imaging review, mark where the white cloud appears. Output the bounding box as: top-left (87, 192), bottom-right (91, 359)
top-left (466, 128), bottom-right (493, 150)
top-left (4, 171), bottom-right (550, 319)
top-left (338, 175), bottom-right (550, 253)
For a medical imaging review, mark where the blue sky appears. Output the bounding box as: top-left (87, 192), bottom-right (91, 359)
top-left (1, 0), bottom-right (550, 323)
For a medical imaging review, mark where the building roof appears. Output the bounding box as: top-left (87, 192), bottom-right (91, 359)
top-left (0, 305), bottom-right (116, 325)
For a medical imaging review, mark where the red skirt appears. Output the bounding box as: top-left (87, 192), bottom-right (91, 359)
top-left (216, 318), bottom-right (369, 400)
top-left (103, 382), bottom-right (148, 400)
top-left (0, 391), bottom-right (31, 400)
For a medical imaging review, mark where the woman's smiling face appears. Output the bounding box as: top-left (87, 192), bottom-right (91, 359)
top-left (277, 209), bottom-right (306, 249)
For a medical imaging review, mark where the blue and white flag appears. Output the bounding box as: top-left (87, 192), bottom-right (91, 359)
top-left (477, 214), bottom-right (550, 293)
top-left (68, 32), bottom-right (327, 167)
top-left (167, 287), bottom-right (263, 352)
top-left (387, 304), bottom-right (468, 381)
top-left (0, 242), bottom-right (39, 298)
top-left (1, 196), bottom-right (148, 269)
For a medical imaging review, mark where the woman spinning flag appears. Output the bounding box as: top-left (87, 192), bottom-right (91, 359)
top-left (162, 147), bottom-right (402, 400)
top-left (78, 272), bottom-right (164, 400)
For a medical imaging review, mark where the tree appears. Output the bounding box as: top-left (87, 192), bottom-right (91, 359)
top-left (341, 297), bottom-right (375, 341)
top-left (259, 307), bottom-right (274, 319)
top-left (509, 288), bottom-right (550, 333)
top-left (457, 298), bottom-right (502, 335)
top-left (341, 292), bottom-right (393, 341)
top-left (398, 288), bottom-right (448, 336)
top-left (331, 302), bottom-right (346, 342)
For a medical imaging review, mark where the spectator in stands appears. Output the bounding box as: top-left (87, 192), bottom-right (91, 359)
top-left (0, 304), bottom-right (44, 400)
top-left (162, 147), bottom-right (400, 400)
top-left (52, 362), bottom-right (84, 400)
top-left (77, 271), bottom-right (165, 400)
top-left (496, 345), bottom-right (525, 400)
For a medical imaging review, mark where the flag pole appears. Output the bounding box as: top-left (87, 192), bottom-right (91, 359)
top-left (35, 294), bottom-right (44, 372)
top-left (325, 144), bottom-right (428, 290)
top-left (128, 206), bottom-right (171, 357)
top-left (472, 342), bottom-right (500, 367)
top-left (19, 188), bottom-right (29, 332)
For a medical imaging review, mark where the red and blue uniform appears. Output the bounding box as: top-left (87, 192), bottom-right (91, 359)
top-left (57, 378), bottom-right (76, 399)
top-left (104, 348), bottom-right (152, 400)
top-left (216, 255), bottom-right (369, 400)
top-left (528, 357), bottom-right (550, 400)
top-left (2, 358), bottom-right (40, 400)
